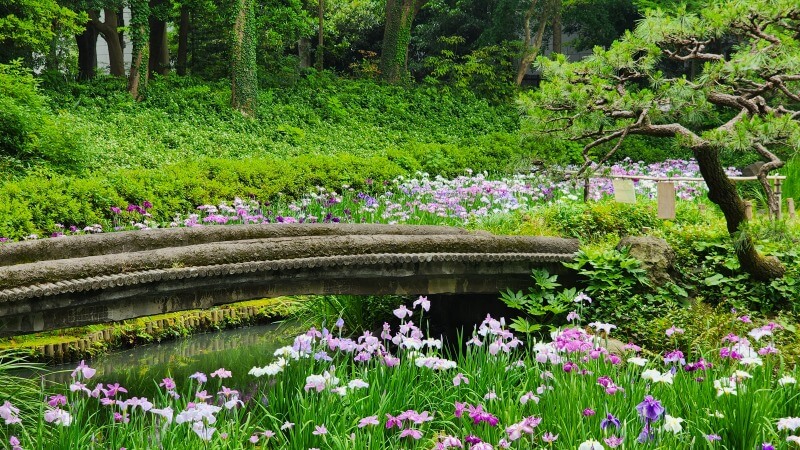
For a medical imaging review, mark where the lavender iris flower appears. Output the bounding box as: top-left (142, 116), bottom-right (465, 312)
top-left (600, 413), bottom-right (621, 429)
top-left (636, 395), bottom-right (665, 422)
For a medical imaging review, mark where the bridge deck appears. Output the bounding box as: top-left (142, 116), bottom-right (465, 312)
top-left (0, 224), bottom-right (578, 336)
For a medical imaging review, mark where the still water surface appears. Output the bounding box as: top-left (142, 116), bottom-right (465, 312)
top-left (45, 322), bottom-right (297, 397)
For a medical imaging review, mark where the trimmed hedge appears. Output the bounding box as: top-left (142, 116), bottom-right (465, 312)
top-left (0, 143), bottom-right (531, 239)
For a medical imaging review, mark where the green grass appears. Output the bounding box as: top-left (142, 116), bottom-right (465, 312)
top-left (783, 155), bottom-right (800, 203)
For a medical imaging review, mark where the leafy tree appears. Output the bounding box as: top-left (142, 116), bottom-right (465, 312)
top-left (520, 0), bottom-right (800, 280)
top-left (514, 0), bottom-right (558, 85)
top-left (562, 0), bottom-right (639, 51)
top-left (0, 0), bottom-right (84, 65)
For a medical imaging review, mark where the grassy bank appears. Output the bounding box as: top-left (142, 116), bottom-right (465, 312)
top-left (0, 298), bottom-right (300, 364)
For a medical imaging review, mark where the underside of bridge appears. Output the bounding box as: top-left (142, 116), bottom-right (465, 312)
top-left (0, 224), bottom-right (578, 336)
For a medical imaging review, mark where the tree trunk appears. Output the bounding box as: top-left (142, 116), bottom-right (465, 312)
top-left (177, 6), bottom-right (189, 75)
top-left (231, 0), bottom-right (258, 116)
top-left (46, 20), bottom-right (60, 72)
top-left (76, 22), bottom-right (98, 80)
top-left (148, 0), bottom-right (170, 76)
top-left (298, 37), bottom-right (311, 69)
top-left (379, 0), bottom-right (423, 83)
top-left (694, 147), bottom-right (786, 281)
top-left (128, 43), bottom-right (147, 99)
top-left (315, 0), bottom-right (324, 70)
top-left (90, 9), bottom-right (125, 77)
top-left (551, 0), bottom-right (562, 54)
top-left (515, 0), bottom-right (550, 85)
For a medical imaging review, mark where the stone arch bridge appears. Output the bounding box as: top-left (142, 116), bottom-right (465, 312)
top-left (0, 224), bottom-right (578, 336)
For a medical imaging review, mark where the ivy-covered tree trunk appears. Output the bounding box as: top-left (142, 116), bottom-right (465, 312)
top-left (128, 43), bottom-right (146, 98)
top-left (89, 9), bottom-right (125, 77)
top-left (693, 147), bottom-right (786, 281)
top-left (379, 0), bottom-right (424, 83)
top-left (230, 0), bottom-right (257, 115)
top-left (176, 6), bottom-right (189, 75)
top-left (76, 22), bottom-right (98, 79)
top-left (128, 0), bottom-right (150, 99)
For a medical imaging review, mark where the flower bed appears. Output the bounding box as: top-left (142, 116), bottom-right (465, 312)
top-left (3, 158), bottom-right (730, 241)
top-left (2, 298), bottom-right (798, 449)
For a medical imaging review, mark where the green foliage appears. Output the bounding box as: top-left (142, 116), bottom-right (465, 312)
top-left (666, 221), bottom-right (800, 314)
top-left (566, 247), bottom-right (652, 298)
top-left (524, 134), bottom-right (585, 165)
top-left (500, 269), bottom-right (575, 333)
top-left (518, 0), bottom-right (800, 257)
top-left (399, 133), bottom-right (527, 178)
top-left (541, 199), bottom-right (661, 240)
top-left (423, 37), bottom-right (517, 103)
top-left (0, 0), bottom-right (84, 63)
top-left (783, 155), bottom-right (800, 203)
top-left (30, 75), bottom-right (519, 171)
top-left (289, 295), bottom-right (405, 332)
top-left (611, 136), bottom-right (691, 164)
top-left (633, 301), bottom-right (800, 362)
top-left (0, 62), bottom-right (89, 172)
top-left (501, 246), bottom-right (679, 342)
top-left (563, 0), bottom-right (640, 51)
top-left (0, 136), bottom-right (532, 238)
top-left (413, 0), bottom-right (531, 70)
top-left (564, 247), bottom-right (668, 326)
top-left (0, 350), bottom-right (43, 426)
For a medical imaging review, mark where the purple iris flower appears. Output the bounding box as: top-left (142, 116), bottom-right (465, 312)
top-left (601, 413), bottom-right (621, 429)
top-left (465, 435), bottom-right (482, 444)
top-left (637, 423), bottom-right (654, 443)
top-left (636, 395), bottom-right (665, 422)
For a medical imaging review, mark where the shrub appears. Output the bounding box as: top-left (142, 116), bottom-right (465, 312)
top-left (665, 221), bottom-right (800, 314)
top-left (0, 61), bottom-right (89, 171)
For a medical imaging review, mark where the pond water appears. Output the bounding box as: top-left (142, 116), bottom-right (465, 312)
top-left (44, 322), bottom-right (297, 397)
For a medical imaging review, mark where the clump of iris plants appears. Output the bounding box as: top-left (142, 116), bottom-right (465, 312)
top-left (1, 158), bottom-right (731, 241)
top-left (1, 297), bottom-right (798, 449)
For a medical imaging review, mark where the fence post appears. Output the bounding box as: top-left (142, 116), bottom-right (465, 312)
top-left (744, 201), bottom-right (754, 220)
top-left (788, 198), bottom-right (796, 220)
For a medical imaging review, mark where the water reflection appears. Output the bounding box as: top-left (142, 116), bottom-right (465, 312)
top-left (45, 322), bottom-right (298, 397)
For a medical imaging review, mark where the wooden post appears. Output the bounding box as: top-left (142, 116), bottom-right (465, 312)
top-left (657, 182), bottom-right (676, 219)
top-left (775, 179), bottom-right (783, 220)
top-left (788, 198), bottom-right (796, 220)
top-left (744, 201), bottom-right (754, 220)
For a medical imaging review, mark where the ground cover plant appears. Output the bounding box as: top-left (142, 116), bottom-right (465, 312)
top-left (0, 158), bottom-right (741, 240)
top-left (2, 299), bottom-right (800, 449)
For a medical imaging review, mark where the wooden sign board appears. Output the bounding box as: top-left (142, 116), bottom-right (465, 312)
top-left (612, 179), bottom-right (636, 204)
top-left (657, 182), bottom-right (676, 219)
